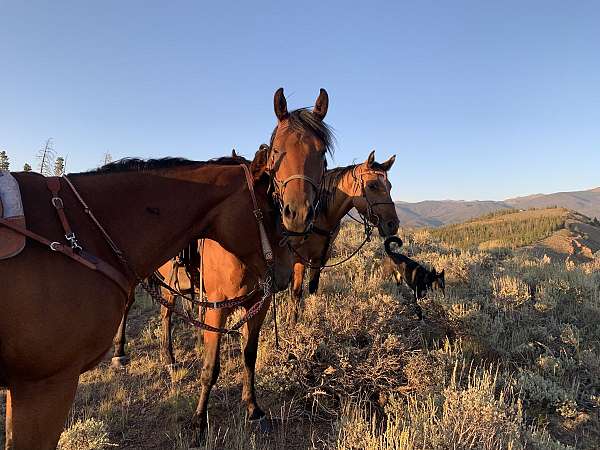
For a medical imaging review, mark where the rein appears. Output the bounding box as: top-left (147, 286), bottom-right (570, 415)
top-left (140, 163), bottom-right (275, 335)
top-left (287, 166), bottom-right (394, 270)
top-left (288, 212), bottom-right (374, 270)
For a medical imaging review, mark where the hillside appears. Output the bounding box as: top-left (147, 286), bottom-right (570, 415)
top-left (395, 186), bottom-right (600, 227)
top-left (428, 207), bottom-right (600, 262)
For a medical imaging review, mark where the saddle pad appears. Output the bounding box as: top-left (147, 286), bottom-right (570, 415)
top-left (0, 171), bottom-right (26, 259)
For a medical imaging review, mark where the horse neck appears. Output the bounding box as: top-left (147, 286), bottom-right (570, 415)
top-left (69, 165), bottom-right (251, 279)
top-left (316, 169), bottom-right (359, 231)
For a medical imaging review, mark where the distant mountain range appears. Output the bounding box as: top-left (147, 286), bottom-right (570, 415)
top-left (395, 187), bottom-right (600, 228)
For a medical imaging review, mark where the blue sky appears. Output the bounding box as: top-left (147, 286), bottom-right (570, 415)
top-left (1, 1), bottom-right (599, 202)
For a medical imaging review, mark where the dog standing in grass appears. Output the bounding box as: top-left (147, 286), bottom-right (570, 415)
top-left (383, 236), bottom-right (445, 320)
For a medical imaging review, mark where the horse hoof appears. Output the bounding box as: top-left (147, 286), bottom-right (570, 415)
top-left (249, 412), bottom-right (273, 433)
top-left (164, 363), bottom-right (181, 376)
top-left (189, 424), bottom-right (207, 447)
top-left (111, 356), bottom-right (129, 369)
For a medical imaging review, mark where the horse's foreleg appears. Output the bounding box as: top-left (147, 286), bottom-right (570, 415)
top-left (191, 309), bottom-right (226, 439)
top-left (112, 293), bottom-right (135, 368)
top-left (291, 262), bottom-right (306, 322)
top-left (242, 295), bottom-right (270, 421)
top-left (308, 267), bottom-right (322, 295)
top-left (159, 293), bottom-right (177, 367)
top-left (5, 371), bottom-right (79, 450)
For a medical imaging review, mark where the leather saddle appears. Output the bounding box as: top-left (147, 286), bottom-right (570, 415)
top-left (0, 171), bottom-right (26, 259)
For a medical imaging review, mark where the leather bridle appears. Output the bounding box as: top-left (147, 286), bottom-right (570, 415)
top-left (265, 143), bottom-right (326, 238)
top-left (351, 166), bottom-right (395, 227)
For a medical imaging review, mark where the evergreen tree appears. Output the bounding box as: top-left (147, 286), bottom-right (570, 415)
top-left (0, 150), bottom-right (9, 171)
top-left (54, 156), bottom-right (65, 176)
top-left (23, 163), bottom-right (32, 172)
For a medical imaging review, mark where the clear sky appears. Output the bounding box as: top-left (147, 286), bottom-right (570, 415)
top-left (1, 1), bottom-right (599, 202)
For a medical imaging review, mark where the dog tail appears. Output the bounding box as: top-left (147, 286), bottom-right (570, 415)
top-left (384, 236), bottom-right (404, 261)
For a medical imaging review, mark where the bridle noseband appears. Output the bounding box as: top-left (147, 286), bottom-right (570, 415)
top-left (266, 145), bottom-right (326, 238)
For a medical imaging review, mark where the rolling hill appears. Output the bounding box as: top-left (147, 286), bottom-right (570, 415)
top-left (428, 207), bottom-right (600, 262)
top-left (395, 186), bottom-right (600, 227)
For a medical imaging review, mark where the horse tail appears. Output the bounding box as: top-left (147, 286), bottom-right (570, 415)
top-left (384, 236), bottom-right (404, 261)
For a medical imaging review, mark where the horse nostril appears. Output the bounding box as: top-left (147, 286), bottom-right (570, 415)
top-left (283, 204), bottom-right (296, 220)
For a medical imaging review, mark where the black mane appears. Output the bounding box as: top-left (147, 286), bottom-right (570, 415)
top-left (270, 108), bottom-right (335, 155)
top-left (74, 155), bottom-right (249, 176)
top-left (319, 164), bottom-right (357, 214)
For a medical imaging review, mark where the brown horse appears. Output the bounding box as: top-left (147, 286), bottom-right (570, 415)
top-left (289, 151), bottom-right (399, 320)
top-left (0, 88), bottom-right (328, 449)
top-left (111, 90), bottom-right (333, 440)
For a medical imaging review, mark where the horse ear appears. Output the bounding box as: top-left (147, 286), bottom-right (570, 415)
top-left (366, 150), bottom-right (376, 168)
top-left (380, 154), bottom-right (396, 171)
top-left (250, 145), bottom-right (269, 180)
top-left (274, 87), bottom-right (289, 122)
top-left (231, 149), bottom-right (238, 158)
top-left (313, 88), bottom-right (329, 120)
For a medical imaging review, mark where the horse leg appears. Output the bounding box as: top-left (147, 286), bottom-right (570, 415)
top-left (5, 372), bottom-right (79, 449)
top-left (111, 293), bottom-right (135, 369)
top-left (308, 267), bottom-right (321, 295)
top-left (241, 296), bottom-right (270, 422)
top-left (191, 309), bottom-right (226, 440)
top-left (291, 262), bottom-right (305, 322)
top-left (160, 292), bottom-right (177, 368)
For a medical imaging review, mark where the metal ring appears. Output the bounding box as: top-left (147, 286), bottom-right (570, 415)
top-left (51, 197), bottom-right (64, 208)
top-left (49, 242), bottom-right (61, 251)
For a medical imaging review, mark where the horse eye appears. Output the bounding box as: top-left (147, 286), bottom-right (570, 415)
top-left (368, 183), bottom-right (377, 191)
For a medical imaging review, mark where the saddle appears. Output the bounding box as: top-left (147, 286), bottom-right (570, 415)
top-left (0, 171), bottom-right (26, 259)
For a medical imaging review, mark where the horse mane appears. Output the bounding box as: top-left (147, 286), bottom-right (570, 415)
top-left (270, 108), bottom-right (335, 155)
top-left (318, 159), bottom-right (389, 214)
top-left (74, 155), bottom-right (249, 176)
top-left (319, 164), bottom-right (357, 214)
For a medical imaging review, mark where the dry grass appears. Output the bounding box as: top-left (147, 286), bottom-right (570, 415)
top-left (2, 217), bottom-right (600, 449)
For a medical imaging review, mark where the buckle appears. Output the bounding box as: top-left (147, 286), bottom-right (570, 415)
top-left (49, 242), bottom-right (61, 251)
top-left (65, 232), bottom-right (83, 251)
top-left (51, 197), bottom-right (64, 208)
top-left (253, 209), bottom-right (264, 221)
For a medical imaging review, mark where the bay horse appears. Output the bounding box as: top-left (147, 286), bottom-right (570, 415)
top-left (0, 87), bottom-right (328, 449)
top-left (289, 151), bottom-right (399, 320)
top-left (111, 91), bottom-right (333, 440)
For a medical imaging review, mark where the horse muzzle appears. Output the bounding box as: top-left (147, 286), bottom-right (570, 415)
top-left (282, 201), bottom-right (315, 234)
top-left (377, 218), bottom-right (400, 238)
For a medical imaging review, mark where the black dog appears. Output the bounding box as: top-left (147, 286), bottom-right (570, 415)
top-left (383, 236), bottom-right (445, 320)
